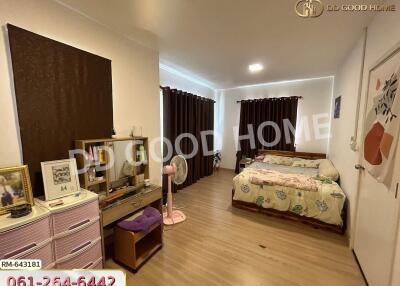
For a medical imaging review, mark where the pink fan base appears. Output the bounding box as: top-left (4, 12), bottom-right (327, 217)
top-left (163, 210), bottom-right (186, 225)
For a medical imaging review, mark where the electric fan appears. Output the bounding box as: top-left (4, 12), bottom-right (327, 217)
top-left (163, 155), bottom-right (188, 225)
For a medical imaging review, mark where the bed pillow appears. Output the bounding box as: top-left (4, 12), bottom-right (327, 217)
top-left (291, 159), bottom-right (321, 168)
top-left (263, 155), bottom-right (294, 166)
top-left (318, 159), bottom-right (339, 181)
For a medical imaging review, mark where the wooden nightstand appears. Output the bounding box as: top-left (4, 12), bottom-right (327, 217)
top-left (239, 158), bottom-right (253, 172)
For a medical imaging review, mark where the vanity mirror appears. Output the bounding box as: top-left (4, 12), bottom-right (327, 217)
top-left (108, 139), bottom-right (135, 188)
top-left (75, 137), bottom-right (149, 205)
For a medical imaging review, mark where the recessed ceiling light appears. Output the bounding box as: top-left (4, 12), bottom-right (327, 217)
top-left (248, 63), bottom-right (264, 73)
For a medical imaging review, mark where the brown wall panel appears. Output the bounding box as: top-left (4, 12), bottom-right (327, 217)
top-left (7, 24), bottom-right (113, 197)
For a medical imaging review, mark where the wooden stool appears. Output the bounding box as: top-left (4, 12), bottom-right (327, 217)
top-left (113, 223), bottom-right (162, 271)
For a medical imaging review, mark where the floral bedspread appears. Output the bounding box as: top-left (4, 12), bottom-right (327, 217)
top-left (233, 168), bottom-right (346, 226)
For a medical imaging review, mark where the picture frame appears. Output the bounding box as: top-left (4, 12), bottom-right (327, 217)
top-left (334, 96), bottom-right (341, 119)
top-left (0, 165), bottom-right (34, 216)
top-left (41, 159), bottom-right (81, 201)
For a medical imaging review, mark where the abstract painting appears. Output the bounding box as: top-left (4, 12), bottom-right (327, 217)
top-left (364, 46), bottom-right (400, 188)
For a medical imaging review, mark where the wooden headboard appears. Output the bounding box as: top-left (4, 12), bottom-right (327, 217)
top-left (257, 150), bottom-right (326, 160)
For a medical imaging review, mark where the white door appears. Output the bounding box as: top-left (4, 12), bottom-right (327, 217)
top-left (354, 172), bottom-right (399, 286)
top-left (353, 46), bottom-right (400, 286)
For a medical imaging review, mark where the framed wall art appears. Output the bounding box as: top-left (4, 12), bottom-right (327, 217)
top-left (334, 96), bottom-right (341, 119)
top-left (363, 44), bottom-right (400, 188)
top-left (0, 165), bottom-right (34, 215)
top-left (41, 159), bottom-right (81, 201)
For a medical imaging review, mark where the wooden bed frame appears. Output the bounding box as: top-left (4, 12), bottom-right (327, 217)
top-left (257, 149), bottom-right (327, 160)
top-left (232, 150), bottom-right (347, 234)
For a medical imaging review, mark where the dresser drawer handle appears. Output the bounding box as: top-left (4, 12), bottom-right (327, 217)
top-left (4, 243), bottom-right (37, 259)
top-left (70, 241), bottom-right (92, 254)
top-left (68, 219), bottom-right (91, 231)
top-left (83, 262), bottom-right (94, 269)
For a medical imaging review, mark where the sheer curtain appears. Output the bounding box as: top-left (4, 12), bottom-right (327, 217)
top-left (161, 87), bottom-right (214, 198)
top-left (235, 97), bottom-right (299, 173)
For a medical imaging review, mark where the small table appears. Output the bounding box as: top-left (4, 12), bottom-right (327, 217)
top-left (100, 185), bottom-right (163, 267)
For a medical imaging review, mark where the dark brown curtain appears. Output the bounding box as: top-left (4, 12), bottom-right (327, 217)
top-left (162, 87), bottom-right (214, 198)
top-left (235, 97), bottom-right (299, 173)
top-left (7, 24), bottom-right (113, 197)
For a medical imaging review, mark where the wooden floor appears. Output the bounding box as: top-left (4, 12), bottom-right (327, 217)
top-left (106, 169), bottom-right (365, 286)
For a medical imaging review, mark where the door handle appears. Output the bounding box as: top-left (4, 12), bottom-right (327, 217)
top-left (396, 183), bottom-right (399, 199)
top-left (355, 164), bottom-right (365, 170)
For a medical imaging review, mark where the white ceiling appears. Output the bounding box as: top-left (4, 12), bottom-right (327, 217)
top-left (57, 0), bottom-right (381, 89)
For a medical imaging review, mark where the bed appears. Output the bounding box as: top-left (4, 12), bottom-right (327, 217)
top-left (232, 150), bottom-right (347, 234)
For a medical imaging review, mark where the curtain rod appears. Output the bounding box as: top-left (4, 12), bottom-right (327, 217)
top-left (236, 96), bottom-right (303, 103)
top-left (160, 85), bottom-right (216, 103)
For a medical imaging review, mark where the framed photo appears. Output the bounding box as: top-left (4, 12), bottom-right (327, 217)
top-left (0, 165), bottom-right (34, 216)
top-left (334, 96), bottom-right (341, 119)
top-left (41, 159), bottom-right (80, 201)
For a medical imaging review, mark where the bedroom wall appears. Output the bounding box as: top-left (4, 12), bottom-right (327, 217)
top-left (220, 77), bottom-right (334, 169)
top-left (0, 0), bottom-right (162, 185)
top-left (329, 36), bottom-right (365, 239)
top-left (329, 1), bottom-right (400, 282)
top-left (159, 65), bottom-right (215, 99)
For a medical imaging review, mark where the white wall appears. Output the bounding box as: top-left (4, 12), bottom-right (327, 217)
top-left (329, 1), bottom-right (400, 284)
top-left (220, 77), bottom-right (334, 169)
top-left (329, 36), bottom-right (365, 238)
top-left (0, 0), bottom-right (162, 185)
top-left (159, 66), bottom-right (215, 99)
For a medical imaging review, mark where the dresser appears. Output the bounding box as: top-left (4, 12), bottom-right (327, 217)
top-left (0, 206), bottom-right (54, 269)
top-left (35, 189), bottom-right (103, 269)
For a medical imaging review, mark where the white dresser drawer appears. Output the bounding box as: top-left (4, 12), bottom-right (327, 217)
top-left (55, 238), bottom-right (102, 269)
top-left (18, 239), bottom-right (54, 269)
top-left (0, 216), bottom-right (51, 259)
top-left (53, 218), bottom-right (100, 260)
top-left (88, 257), bottom-right (103, 269)
top-left (52, 200), bottom-right (99, 236)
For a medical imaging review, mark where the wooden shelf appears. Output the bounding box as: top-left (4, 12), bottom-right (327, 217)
top-left (135, 224), bottom-right (162, 267)
top-left (75, 137), bottom-right (150, 198)
top-left (134, 223), bottom-right (160, 242)
top-left (87, 178), bottom-right (107, 187)
top-left (135, 243), bottom-right (162, 267)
